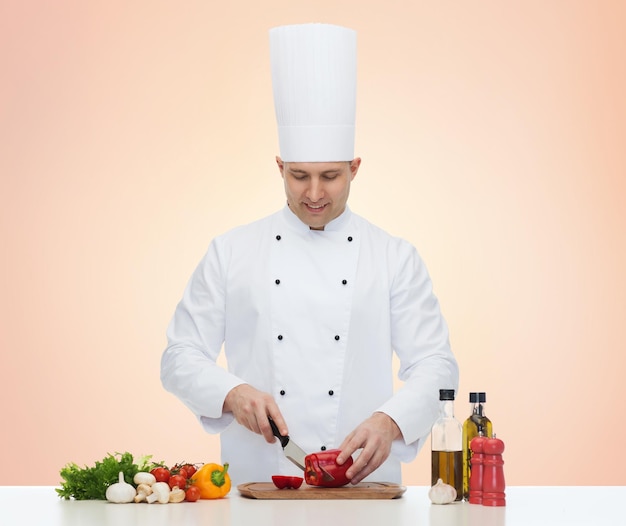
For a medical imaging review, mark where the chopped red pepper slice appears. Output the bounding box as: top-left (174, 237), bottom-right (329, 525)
top-left (304, 449), bottom-right (354, 488)
top-left (271, 475), bottom-right (304, 489)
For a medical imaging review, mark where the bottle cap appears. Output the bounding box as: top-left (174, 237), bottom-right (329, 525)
top-left (439, 389), bottom-right (455, 401)
top-left (469, 392), bottom-right (486, 403)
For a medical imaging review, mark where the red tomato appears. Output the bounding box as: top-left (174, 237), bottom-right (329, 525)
top-left (185, 485), bottom-right (201, 502)
top-left (172, 463), bottom-right (196, 479)
top-left (271, 476), bottom-right (304, 489)
top-left (171, 464), bottom-right (188, 478)
top-left (169, 474), bottom-right (187, 490)
top-left (150, 467), bottom-right (171, 483)
top-left (183, 463), bottom-right (197, 479)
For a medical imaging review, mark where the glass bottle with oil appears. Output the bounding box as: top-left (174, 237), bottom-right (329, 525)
top-left (431, 389), bottom-right (463, 501)
top-left (462, 392), bottom-right (493, 500)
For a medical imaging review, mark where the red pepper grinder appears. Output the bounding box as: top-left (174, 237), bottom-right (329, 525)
top-left (468, 435), bottom-right (487, 504)
top-left (482, 436), bottom-right (506, 506)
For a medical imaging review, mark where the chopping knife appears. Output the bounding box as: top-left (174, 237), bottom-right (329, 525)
top-left (268, 416), bottom-right (307, 470)
top-left (268, 416), bottom-right (335, 481)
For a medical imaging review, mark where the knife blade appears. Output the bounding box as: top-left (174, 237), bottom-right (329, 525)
top-left (268, 416), bottom-right (307, 471)
top-left (267, 417), bottom-right (335, 481)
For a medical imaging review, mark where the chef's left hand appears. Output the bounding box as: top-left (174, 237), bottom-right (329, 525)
top-left (336, 412), bottom-right (402, 484)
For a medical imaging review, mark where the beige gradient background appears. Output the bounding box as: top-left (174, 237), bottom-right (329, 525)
top-left (2, 1), bottom-right (625, 487)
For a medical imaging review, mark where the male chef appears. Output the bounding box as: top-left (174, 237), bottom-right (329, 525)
top-left (161, 23), bottom-right (459, 486)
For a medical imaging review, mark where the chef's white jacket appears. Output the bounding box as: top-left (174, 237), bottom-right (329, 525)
top-left (161, 205), bottom-right (458, 486)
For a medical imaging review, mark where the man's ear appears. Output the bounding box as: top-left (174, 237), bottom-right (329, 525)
top-left (276, 156), bottom-right (285, 178)
top-left (350, 157), bottom-right (362, 181)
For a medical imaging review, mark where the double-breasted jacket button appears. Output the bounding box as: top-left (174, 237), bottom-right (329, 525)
top-left (280, 390), bottom-right (286, 396)
top-left (277, 334), bottom-right (283, 341)
top-left (320, 445), bottom-right (327, 451)
top-left (276, 235), bottom-right (281, 241)
top-left (347, 236), bottom-right (353, 242)
top-left (328, 390), bottom-right (334, 396)
top-left (275, 279), bottom-right (280, 285)
top-left (334, 335), bottom-right (340, 341)
top-left (341, 279), bottom-right (347, 285)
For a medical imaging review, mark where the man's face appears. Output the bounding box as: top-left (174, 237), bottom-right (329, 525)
top-left (277, 157), bottom-right (361, 230)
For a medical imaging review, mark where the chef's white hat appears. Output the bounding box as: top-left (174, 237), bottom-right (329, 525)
top-left (269, 23), bottom-right (357, 162)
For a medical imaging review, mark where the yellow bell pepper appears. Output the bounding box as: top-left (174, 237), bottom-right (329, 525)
top-left (194, 462), bottom-right (231, 499)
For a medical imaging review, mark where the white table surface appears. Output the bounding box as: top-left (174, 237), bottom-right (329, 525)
top-left (1, 486), bottom-right (624, 526)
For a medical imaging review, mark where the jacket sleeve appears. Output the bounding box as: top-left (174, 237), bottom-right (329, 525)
top-left (377, 240), bottom-right (459, 459)
top-left (160, 239), bottom-right (245, 433)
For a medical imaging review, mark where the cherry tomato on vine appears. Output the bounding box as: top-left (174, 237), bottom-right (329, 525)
top-left (185, 485), bottom-right (201, 502)
top-left (172, 463), bottom-right (195, 479)
top-left (150, 467), bottom-right (171, 483)
top-left (182, 463), bottom-right (197, 479)
top-left (169, 474), bottom-right (187, 490)
top-left (171, 464), bottom-right (187, 478)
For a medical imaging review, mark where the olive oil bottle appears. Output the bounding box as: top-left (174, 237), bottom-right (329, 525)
top-left (462, 392), bottom-right (493, 500)
top-left (431, 389), bottom-right (463, 501)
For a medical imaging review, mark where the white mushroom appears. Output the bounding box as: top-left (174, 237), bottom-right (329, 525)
top-left (146, 482), bottom-right (170, 504)
top-left (169, 486), bottom-right (186, 503)
top-left (133, 472), bottom-right (156, 486)
top-left (134, 483), bottom-right (153, 503)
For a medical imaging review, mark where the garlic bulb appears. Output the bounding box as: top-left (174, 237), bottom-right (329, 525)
top-left (106, 472), bottom-right (137, 503)
top-left (428, 478), bottom-right (457, 504)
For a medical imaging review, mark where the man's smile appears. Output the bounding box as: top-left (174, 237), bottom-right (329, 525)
top-left (305, 203), bottom-right (328, 212)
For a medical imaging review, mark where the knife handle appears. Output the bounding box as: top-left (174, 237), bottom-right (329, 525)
top-left (268, 416), bottom-right (290, 448)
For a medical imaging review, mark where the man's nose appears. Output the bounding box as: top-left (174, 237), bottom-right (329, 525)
top-left (306, 178), bottom-right (324, 202)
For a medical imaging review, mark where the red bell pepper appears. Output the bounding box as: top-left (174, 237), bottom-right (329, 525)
top-left (304, 449), bottom-right (353, 488)
top-left (271, 476), bottom-right (303, 489)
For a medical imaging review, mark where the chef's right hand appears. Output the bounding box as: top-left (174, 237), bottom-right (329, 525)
top-left (223, 384), bottom-right (288, 444)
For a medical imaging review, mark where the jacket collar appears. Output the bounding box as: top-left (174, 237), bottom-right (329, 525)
top-left (282, 204), bottom-right (353, 233)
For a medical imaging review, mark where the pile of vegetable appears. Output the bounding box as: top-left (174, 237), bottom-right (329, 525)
top-left (56, 452), bottom-right (231, 503)
top-left (56, 452), bottom-right (151, 500)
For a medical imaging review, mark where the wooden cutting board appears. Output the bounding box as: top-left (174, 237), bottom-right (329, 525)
top-left (237, 481), bottom-right (406, 500)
